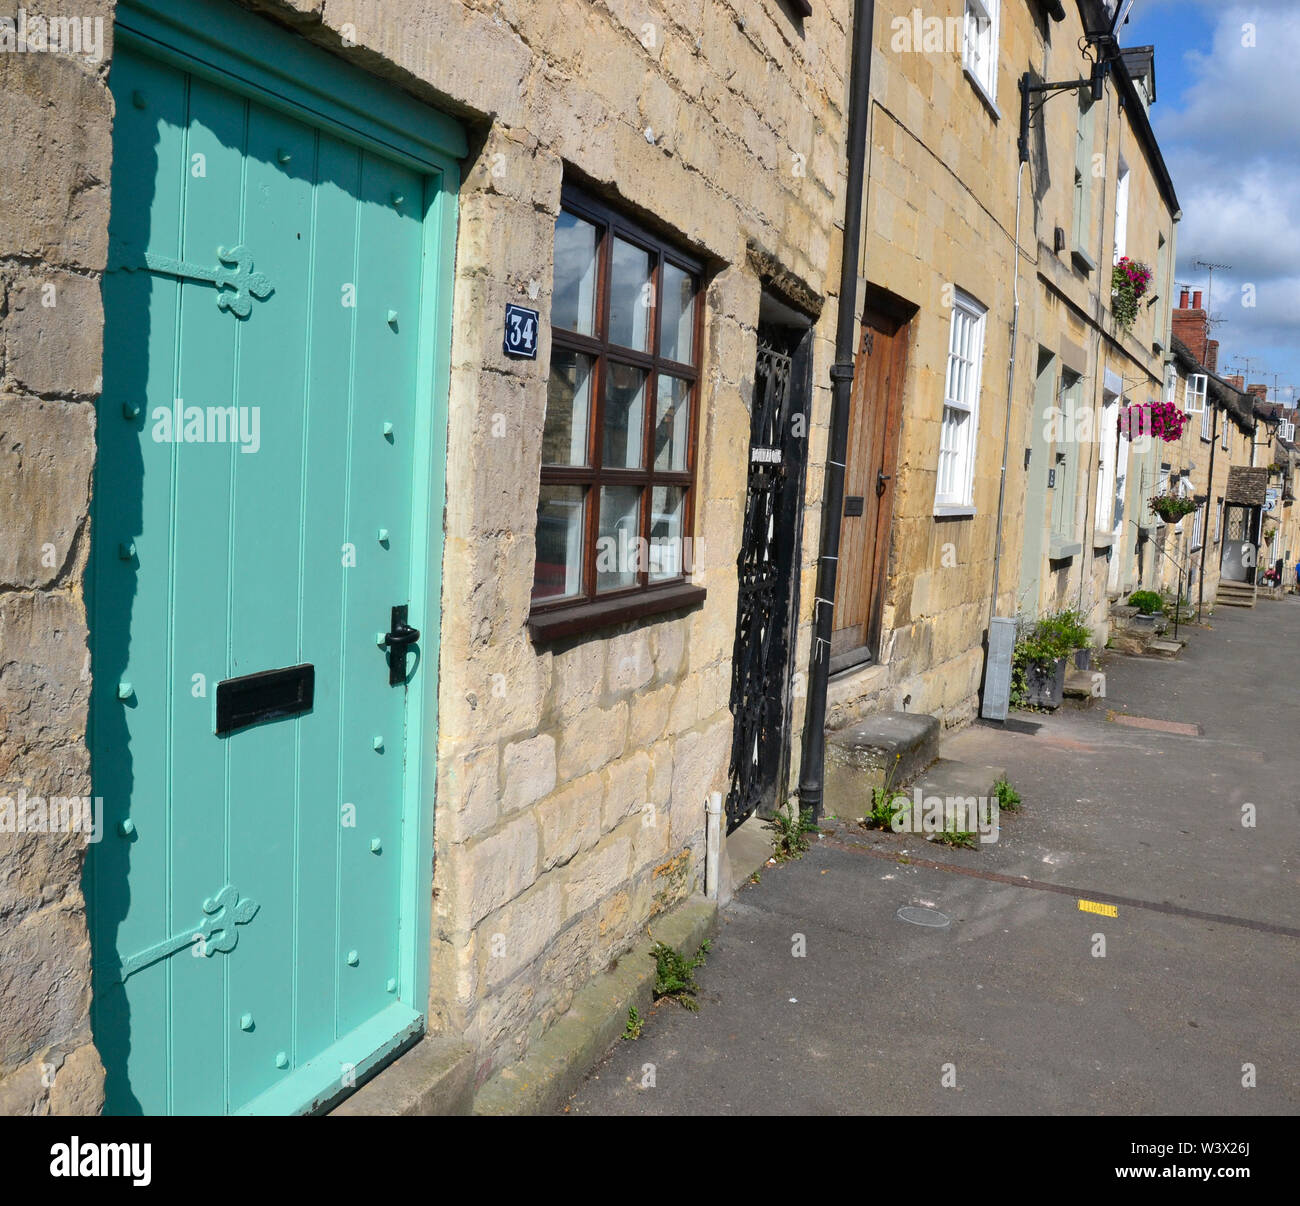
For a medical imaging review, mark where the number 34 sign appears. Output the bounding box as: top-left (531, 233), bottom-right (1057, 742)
top-left (504, 303), bottom-right (539, 359)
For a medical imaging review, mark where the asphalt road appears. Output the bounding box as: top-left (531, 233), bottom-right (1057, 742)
top-left (561, 597), bottom-right (1300, 1115)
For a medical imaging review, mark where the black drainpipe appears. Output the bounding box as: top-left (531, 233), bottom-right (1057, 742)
top-left (1197, 403), bottom-right (1218, 620)
top-left (798, 0), bottom-right (875, 823)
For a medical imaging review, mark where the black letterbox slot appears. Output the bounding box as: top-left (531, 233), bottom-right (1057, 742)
top-left (216, 664), bottom-right (315, 735)
top-left (844, 496), bottom-right (865, 517)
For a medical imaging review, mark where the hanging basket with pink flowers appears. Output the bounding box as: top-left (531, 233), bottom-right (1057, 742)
top-left (1112, 257), bottom-right (1153, 331)
top-left (1121, 400), bottom-right (1190, 444)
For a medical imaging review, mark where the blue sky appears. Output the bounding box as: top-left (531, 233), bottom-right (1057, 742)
top-left (1117, 0), bottom-right (1299, 406)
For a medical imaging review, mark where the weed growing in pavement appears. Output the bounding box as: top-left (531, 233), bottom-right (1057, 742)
top-left (993, 777), bottom-right (1021, 812)
top-left (864, 753), bottom-right (906, 830)
top-left (933, 822), bottom-right (977, 849)
top-left (652, 940), bottom-right (710, 1011)
top-left (767, 801), bottom-right (817, 862)
top-left (623, 1005), bottom-right (643, 1040)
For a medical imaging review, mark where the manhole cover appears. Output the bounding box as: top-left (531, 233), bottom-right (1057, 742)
top-left (897, 905), bottom-right (950, 928)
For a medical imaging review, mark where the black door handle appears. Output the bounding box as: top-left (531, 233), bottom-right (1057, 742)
top-left (383, 604), bottom-right (420, 686)
top-left (876, 469), bottom-right (892, 496)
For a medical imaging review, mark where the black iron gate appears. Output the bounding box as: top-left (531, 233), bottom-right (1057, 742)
top-left (725, 323), bottom-right (809, 833)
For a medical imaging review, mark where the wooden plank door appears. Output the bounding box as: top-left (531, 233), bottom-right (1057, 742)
top-left (86, 22), bottom-right (449, 1115)
top-left (831, 307), bottom-right (908, 664)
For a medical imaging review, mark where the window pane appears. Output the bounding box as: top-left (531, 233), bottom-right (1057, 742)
top-left (542, 348), bottom-right (593, 466)
top-left (596, 485), bottom-right (642, 592)
top-left (609, 237), bottom-right (652, 351)
top-left (660, 263), bottom-right (695, 363)
top-left (532, 485), bottom-right (586, 602)
top-left (649, 486), bottom-right (686, 581)
top-left (603, 362), bottom-right (647, 468)
top-left (653, 375), bottom-right (691, 471)
top-left (553, 211), bottom-right (599, 336)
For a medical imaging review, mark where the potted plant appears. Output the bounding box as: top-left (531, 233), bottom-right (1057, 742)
top-left (1011, 609), bottom-right (1090, 709)
top-left (1149, 492), bottom-right (1197, 524)
top-left (1112, 257), bottom-right (1153, 332)
top-left (1127, 589), bottom-right (1162, 628)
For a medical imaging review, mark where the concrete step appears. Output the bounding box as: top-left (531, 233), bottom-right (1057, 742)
top-left (909, 757), bottom-right (1007, 803)
top-left (824, 710), bottom-right (939, 821)
top-left (1215, 595), bottom-right (1255, 608)
top-left (1064, 667), bottom-right (1104, 698)
top-left (1147, 639), bottom-right (1184, 658)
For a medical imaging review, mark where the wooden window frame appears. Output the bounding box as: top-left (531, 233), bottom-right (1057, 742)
top-left (934, 289), bottom-right (986, 513)
top-left (529, 186), bottom-right (707, 642)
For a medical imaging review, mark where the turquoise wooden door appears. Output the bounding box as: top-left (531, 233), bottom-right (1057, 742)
top-left (86, 2), bottom-right (461, 1115)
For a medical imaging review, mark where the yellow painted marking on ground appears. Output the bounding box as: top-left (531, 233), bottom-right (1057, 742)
top-left (1078, 899), bottom-right (1118, 918)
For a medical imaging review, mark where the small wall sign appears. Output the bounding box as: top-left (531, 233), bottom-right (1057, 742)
top-left (504, 304), bottom-right (539, 359)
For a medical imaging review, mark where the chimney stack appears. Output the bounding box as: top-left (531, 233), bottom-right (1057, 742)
top-left (1248, 384), bottom-right (1269, 403)
top-left (1206, 339), bottom-right (1219, 373)
top-left (1179, 287), bottom-right (1190, 309)
top-left (1226, 374), bottom-right (1245, 390)
top-left (1192, 290), bottom-right (1203, 310)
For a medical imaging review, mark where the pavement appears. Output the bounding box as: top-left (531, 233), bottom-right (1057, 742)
top-left (560, 598), bottom-right (1300, 1115)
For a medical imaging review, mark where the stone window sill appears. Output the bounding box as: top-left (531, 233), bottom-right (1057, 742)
top-left (934, 503), bottom-right (977, 518)
top-left (963, 68), bottom-right (1002, 121)
top-left (528, 581), bottom-right (705, 643)
top-left (1072, 247), bottom-right (1097, 276)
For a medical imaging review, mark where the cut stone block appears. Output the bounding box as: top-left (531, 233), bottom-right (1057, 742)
top-left (824, 710), bottom-right (939, 820)
top-left (908, 758), bottom-right (1007, 805)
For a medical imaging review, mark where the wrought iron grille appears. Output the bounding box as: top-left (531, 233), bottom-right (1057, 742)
top-left (725, 327), bottom-right (802, 833)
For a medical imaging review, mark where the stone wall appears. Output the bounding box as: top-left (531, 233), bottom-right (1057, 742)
top-left (0, 0), bottom-right (113, 1112)
top-left (1, 0), bottom-right (855, 1109)
top-left (244, 0), bottom-right (852, 1083)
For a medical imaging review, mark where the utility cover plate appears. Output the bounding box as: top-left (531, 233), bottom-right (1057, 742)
top-left (897, 905), bottom-right (950, 928)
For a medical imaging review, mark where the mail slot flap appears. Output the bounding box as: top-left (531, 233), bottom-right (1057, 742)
top-left (844, 496), bottom-right (865, 517)
top-left (216, 664), bottom-right (314, 735)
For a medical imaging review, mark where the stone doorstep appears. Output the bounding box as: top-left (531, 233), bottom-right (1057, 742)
top-left (1147, 639), bottom-right (1185, 658)
top-left (907, 758), bottom-right (1007, 807)
top-left (329, 1035), bottom-right (475, 1117)
top-left (824, 710), bottom-right (940, 819)
top-left (472, 894), bottom-right (717, 1116)
top-left (1063, 667), bottom-right (1104, 699)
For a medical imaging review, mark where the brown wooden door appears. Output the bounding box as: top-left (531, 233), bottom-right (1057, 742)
top-left (831, 305), bottom-right (909, 664)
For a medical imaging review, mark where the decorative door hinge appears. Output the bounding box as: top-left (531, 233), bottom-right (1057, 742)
top-left (118, 883), bottom-right (260, 982)
top-left (124, 244), bottom-right (274, 319)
